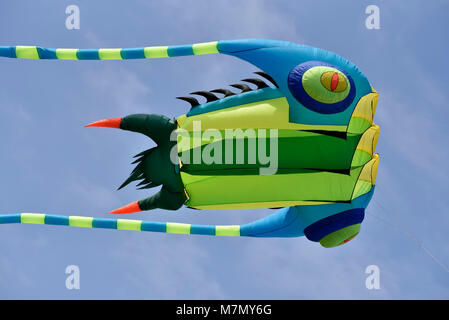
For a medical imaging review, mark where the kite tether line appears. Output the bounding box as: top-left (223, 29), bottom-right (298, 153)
top-left (369, 198), bottom-right (449, 273)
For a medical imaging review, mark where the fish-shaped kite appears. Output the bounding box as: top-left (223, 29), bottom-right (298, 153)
top-left (0, 39), bottom-right (379, 247)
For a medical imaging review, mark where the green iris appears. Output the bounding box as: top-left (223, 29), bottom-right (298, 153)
top-left (301, 66), bottom-right (350, 104)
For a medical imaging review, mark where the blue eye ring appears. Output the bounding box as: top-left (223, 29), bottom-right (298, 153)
top-left (288, 61), bottom-right (356, 114)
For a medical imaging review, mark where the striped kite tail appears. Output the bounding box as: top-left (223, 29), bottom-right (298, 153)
top-left (0, 213), bottom-right (243, 237)
top-left (0, 41), bottom-right (220, 60)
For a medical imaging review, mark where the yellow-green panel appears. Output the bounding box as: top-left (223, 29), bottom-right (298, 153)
top-left (192, 41), bottom-right (218, 55)
top-left (351, 180), bottom-right (373, 200)
top-left (166, 222), bottom-right (191, 234)
top-left (189, 200), bottom-right (329, 210)
top-left (21, 213), bottom-right (45, 224)
top-left (348, 117), bottom-right (371, 134)
top-left (98, 48), bottom-right (123, 60)
top-left (215, 225), bottom-right (240, 236)
top-left (56, 49), bottom-right (79, 60)
top-left (117, 219), bottom-right (142, 231)
top-left (178, 97), bottom-right (346, 132)
top-left (69, 216), bottom-right (93, 228)
top-left (15, 46), bottom-right (39, 59)
top-left (182, 165), bottom-right (364, 208)
top-left (351, 150), bottom-right (372, 167)
top-left (144, 46), bottom-right (169, 58)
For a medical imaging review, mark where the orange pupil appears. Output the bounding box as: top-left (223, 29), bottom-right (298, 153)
top-left (319, 70), bottom-right (347, 93)
top-left (330, 73), bottom-right (339, 91)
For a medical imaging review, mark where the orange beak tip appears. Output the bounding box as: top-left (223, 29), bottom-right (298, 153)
top-left (109, 210), bottom-right (129, 215)
top-left (109, 201), bottom-right (142, 214)
top-left (85, 117), bottom-right (122, 129)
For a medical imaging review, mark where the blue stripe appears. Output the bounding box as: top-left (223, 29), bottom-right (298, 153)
top-left (92, 218), bottom-right (117, 229)
top-left (45, 214), bottom-right (69, 225)
top-left (141, 221), bottom-right (166, 233)
top-left (304, 208), bottom-right (365, 242)
top-left (167, 45), bottom-right (193, 57)
top-left (77, 49), bottom-right (99, 60)
top-left (190, 224), bottom-right (215, 236)
top-left (37, 47), bottom-right (57, 59)
top-left (0, 46), bottom-right (16, 58)
top-left (121, 48), bottom-right (145, 59)
top-left (0, 214), bottom-right (21, 224)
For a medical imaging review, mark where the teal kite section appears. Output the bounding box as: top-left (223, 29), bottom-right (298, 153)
top-left (217, 39), bottom-right (372, 126)
top-left (240, 188), bottom-right (374, 237)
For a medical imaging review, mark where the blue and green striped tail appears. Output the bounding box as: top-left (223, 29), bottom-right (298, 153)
top-left (0, 190), bottom-right (374, 245)
top-left (0, 213), bottom-right (243, 236)
top-left (0, 41), bottom-right (221, 60)
top-left (0, 191), bottom-right (374, 240)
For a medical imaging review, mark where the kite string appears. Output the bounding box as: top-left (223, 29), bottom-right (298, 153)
top-left (369, 198), bottom-right (449, 273)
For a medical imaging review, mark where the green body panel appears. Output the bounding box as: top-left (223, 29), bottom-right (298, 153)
top-left (179, 130), bottom-right (363, 172)
top-left (182, 165), bottom-right (365, 208)
top-left (174, 93), bottom-right (377, 208)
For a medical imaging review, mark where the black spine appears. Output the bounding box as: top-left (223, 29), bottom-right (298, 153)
top-left (176, 96), bottom-right (200, 108)
top-left (230, 83), bottom-right (252, 93)
top-left (210, 88), bottom-right (236, 97)
top-left (254, 71), bottom-right (279, 88)
top-left (190, 91), bottom-right (219, 102)
top-left (241, 78), bottom-right (269, 89)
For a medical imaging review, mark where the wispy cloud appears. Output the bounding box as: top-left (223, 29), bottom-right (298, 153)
top-left (84, 66), bottom-right (151, 114)
top-left (113, 234), bottom-right (226, 299)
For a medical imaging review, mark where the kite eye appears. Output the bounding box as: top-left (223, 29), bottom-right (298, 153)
top-left (320, 71), bottom-right (348, 92)
top-left (287, 61), bottom-right (356, 114)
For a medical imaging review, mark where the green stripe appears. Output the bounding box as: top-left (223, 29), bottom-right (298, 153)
top-left (98, 48), bottom-right (123, 60)
top-left (215, 225), bottom-right (240, 236)
top-left (15, 46), bottom-right (40, 59)
top-left (166, 222), bottom-right (191, 234)
top-left (192, 41), bottom-right (218, 55)
top-left (56, 48), bottom-right (79, 60)
top-left (144, 46), bottom-right (169, 58)
top-left (69, 216), bottom-right (93, 228)
top-left (117, 219), bottom-right (142, 231)
top-left (21, 213), bottom-right (45, 224)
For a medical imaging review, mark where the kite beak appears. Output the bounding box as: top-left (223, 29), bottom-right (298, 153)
top-left (109, 201), bottom-right (142, 214)
top-left (85, 117), bottom-right (122, 128)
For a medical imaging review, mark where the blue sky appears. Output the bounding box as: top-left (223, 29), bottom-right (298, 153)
top-left (0, 0), bottom-right (448, 299)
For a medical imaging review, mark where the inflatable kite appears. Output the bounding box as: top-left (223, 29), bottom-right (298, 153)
top-left (0, 39), bottom-right (379, 247)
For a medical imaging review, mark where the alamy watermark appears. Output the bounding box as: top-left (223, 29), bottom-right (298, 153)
top-left (365, 5), bottom-right (380, 30)
top-left (65, 5), bottom-right (80, 30)
top-left (365, 265), bottom-right (380, 290)
top-left (171, 121), bottom-right (279, 175)
top-left (65, 265), bottom-right (80, 290)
